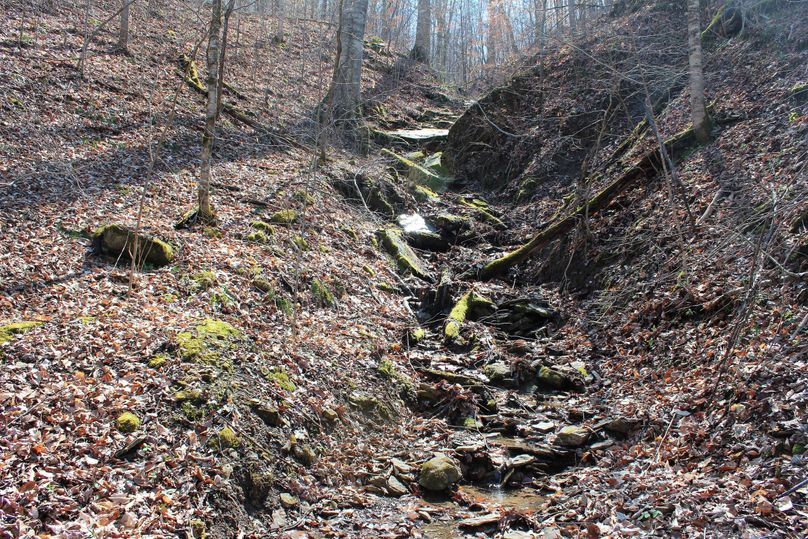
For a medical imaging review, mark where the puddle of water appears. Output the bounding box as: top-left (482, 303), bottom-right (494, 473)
top-left (418, 485), bottom-right (546, 538)
top-left (459, 484), bottom-right (545, 512)
top-left (398, 213), bottom-right (432, 233)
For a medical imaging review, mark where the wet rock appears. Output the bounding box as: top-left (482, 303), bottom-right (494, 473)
top-left (458, 513), bottom-right (500, 529)
top-left (279, 493), bottom-right (299, 508)
top-left (554, 426), bottom-right (590, 448)
top-left (510, 454), bottom-right (536, 468)
top-left (387, 475), bottom-right (409, 497)
top-left (483, 361), bottom-right (511, 384)
top-left (403, 229), bottom-right (449, 251)
top-left (418, 455), bottom-right (462, 491)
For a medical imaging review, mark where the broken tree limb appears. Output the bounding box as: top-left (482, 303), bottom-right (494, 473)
top-left (476, 124), bottom-right (706, 280)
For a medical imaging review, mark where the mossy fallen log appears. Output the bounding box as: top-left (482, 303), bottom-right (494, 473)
top-left (476, 124), bottom-right (703, 280)
top-left (444, 290), bottom-right (496, 340)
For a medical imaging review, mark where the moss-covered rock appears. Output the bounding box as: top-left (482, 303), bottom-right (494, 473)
top-left (208, 426), bottom-right (240, 449)
top-left (292, 235), bottom-right (310, 251)
top-left (419, 455), bottom-right (462, 491)
top-left (349, 393), bottom-right (395, 422)
top-left (381, 148), bottom-right (451, 193)
top-left (377, 228), bottom-right (433, 281)
top-left (251, 220), bottom-right (275, 235)
top-left (177, 318), bottom-right (242, 368)
top-left (94, 224), bottom-right (175, 268)
top-left (413, 184), bottom-right (440, 202)
top-left (116, 412), bottom-right (141, 433)
top-left (247, 230), bottom-right (271, 244)
top-left (191, 271), bottom-right (217, 291)
top-left (269, 209), bottom-right (298, 225)
top-left (444, 290), bottom-right (496, 341)
top-left (459, 197), bottom-right (506, 229)
top-left (311, 278), bottom-right (336, 307)
top-left (0, 321), bottom-right (43, 345)
top-left (292, 190), bottom-right (315, 206)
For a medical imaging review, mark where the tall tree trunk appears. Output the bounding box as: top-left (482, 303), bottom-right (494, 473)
top-left (198, 0), bottom-right (223, 222)
top-left (486, 0), bottom-right (498, 66)
top-left (687, 0), bottom-right (711, 142)
top-left (569, 0), bottom-right (577, 35)
top-left (534, 0), bottom-right (547, 49)
top-left (275, 0), bottom-right (285, 41)
top-left (118, 0), bottom-right (129, 51)
top-left (326, 0), bottom-right (369, 124)
top-left (411, 0), bottom-right (431, 62)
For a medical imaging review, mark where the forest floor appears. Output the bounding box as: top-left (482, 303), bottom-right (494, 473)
top-left (1, 1), bottom-right (807, 538)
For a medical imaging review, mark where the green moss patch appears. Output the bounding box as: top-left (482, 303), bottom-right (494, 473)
top-left (263, 367), bottom-right (296, 392)
top-left (0, 321), bottom-right (43, 345)
top-left (269, 209), bottom-right (299, 225)
top-left (191, 271), bottom-right (217, 291)
top-left (311, 278), bottom-right (336, 307)
top-left (177, 318), bottom-right (242, 368)
top-left (292, 235), bottom-right (310, 251)
top-left (116, 412), bottom-right (141, 433)
top-left (381, 148), bottom-right (451, 193)
top-left (208, 426), bottom-right (240, 449)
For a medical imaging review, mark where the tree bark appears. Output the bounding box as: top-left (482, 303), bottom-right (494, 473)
top-left (326, 0), bottom-right (369, 123)
top-left (687, 0), bottom-right (711, 142)
top-left (118, 0), bottom-right (130, 52)
top-left (198, 0), bottom-right (223, 221)
top-left (569, 0), bottom-right (577, 35)
top-left (411, 0), bottom-right (431, 63)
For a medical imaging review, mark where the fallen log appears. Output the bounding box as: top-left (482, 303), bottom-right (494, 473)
top-left (475, 124), bottom-right (703, 280)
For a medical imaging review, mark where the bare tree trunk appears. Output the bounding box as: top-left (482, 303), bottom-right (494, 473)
top-left (411, 0), bottom-right (431, 62)
top-left (687, 0), bottom-right (711, 142)
top-left (275, 0), bottom-right (285, 42)
top-left (326, 0), bottom-right (369, 123)
top-left (118, 0), bottom-right (129, 51)
top-left (569, 0), bottom-right (577, 35)
top-left (198, 0), bottom-right (223, 222)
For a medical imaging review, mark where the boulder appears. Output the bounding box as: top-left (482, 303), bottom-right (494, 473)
top-left (483, 362), bottom-right (511, 384)
top-left (554, 426), bottom-right (590, 448)
top-left (377, 228), bottom-right (433, 281)
top-left (94, 224), bottom-right (174, 268)
top-left (418, 455), bottom-right (462, 491)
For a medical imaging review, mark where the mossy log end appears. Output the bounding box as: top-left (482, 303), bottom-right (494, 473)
top-left (377, 228), bottom-right (433, 282)
top-left (477, 124), bottom-right (706, 280)
top-left (444, 290), bottom-right (496, 340)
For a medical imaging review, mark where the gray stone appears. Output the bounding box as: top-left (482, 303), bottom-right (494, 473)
top-left (554, 426), bottom-right (590, 448)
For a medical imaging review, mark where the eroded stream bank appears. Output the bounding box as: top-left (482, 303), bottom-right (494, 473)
top-left (330, 120), bottom-right (636, 538)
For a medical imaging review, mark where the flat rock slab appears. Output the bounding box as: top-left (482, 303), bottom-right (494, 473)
top-left (384, 128), bottom-right (449, 143)
top-left (457, 513), bottom-right (501, 528)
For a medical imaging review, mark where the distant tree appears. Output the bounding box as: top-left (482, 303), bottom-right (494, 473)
top-left (411, 0), bottom-right (431, 62)
top-left (118, 0), bottom-right (130, 52)
top-left (324, 0), bottom-right (369, 124)
top-left (569, 0), bottom-right (577, 35)
top-left (687, 0), bottom-right (711, 141)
